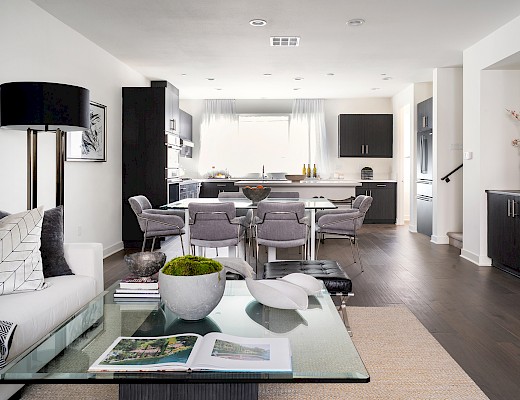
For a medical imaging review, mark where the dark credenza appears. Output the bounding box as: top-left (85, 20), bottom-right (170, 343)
top-left (355, 181), bottom-right (397, 224)
top-left (122, 81), bottom-right (180, 248)
top-left (487, 190), bottom-right (520, 277)
top-left (199, 181), bottom-right (239, 198)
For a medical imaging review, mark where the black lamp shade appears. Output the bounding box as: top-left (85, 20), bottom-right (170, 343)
top-left (0, 82), bottom-right (90, 131)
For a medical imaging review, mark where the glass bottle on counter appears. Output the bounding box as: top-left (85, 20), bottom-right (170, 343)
top-left (306, 164), bottom-right (311, 178)
top-left (302, 163), bottom-right (306, 175)
top-left (313, 164), bottom-right (317, 178)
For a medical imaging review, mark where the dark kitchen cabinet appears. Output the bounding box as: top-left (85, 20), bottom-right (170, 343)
top-left (417, 97), bottom-right (433, 133)
top-left (122, 81), bottom-right (180, 248)
top-left (487, 190), bottom-right (520, 276)
top-left (179, 109), bottom-right (193, 158)
top-left (339, 114), bottom-right (393, 158)
top-left (199, 181), bottom-right (239, 198)
top-left (355, 182), bottom-right (397, 223)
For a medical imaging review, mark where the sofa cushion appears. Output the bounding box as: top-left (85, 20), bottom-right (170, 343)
top-left (0, 210), bottom-right (10, 220)
top-left (1, 274), bottom-right (97, 362)
top-left (0, 207), bottom-right (45, 295)
top-left (41, 206), bottom-right (73, 278)
top-left (0, 320), bottom-right (16, 368)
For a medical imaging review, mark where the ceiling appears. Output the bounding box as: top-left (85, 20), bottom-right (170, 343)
top-left (31, 0), bottom-right (520, 99)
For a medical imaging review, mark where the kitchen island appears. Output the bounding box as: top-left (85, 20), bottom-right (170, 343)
top-left (234, 179), bottom-right (361, 199)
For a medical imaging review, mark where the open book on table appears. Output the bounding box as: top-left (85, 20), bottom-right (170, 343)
top-left (88, 333), bottom-right (291, 373)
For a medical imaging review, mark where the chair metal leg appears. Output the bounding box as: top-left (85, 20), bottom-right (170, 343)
top-left (349, 238), bottom-right (357, 265)
top-left (179, 234), bottom-right (185, 256)
top-left (151, 237), bottom-right (156, 252)
top-left (353, 237), bottom-right (364, 272)
top-left (141, 236), bottom-right (147, 252)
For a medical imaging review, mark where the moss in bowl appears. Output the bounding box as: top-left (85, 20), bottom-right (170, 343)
top-left (159, 255), bottom-right (226, 320)
top-left (162, 255), bottom-right (223, 277)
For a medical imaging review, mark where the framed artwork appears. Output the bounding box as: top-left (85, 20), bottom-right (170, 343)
top-left (66, 101), bottom-right (107, 161)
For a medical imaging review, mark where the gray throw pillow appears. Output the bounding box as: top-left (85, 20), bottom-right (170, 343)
top-left (0, 210), bottom-right (9, 220)
top-left (41, 205), bottom-right (74, 278)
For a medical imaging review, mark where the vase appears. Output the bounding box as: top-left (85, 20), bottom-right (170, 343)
top-left (159, 270), bottom-right (225, 320)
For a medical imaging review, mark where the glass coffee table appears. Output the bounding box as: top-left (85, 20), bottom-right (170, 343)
top-left (1, 281), bottom-right (369, 399)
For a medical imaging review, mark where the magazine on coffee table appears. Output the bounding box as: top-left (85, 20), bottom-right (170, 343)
top-left (88, 333), bottom-right (291, 373)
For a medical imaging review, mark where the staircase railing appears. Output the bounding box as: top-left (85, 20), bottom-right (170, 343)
top-left (441, 164), bottom-right (463, 183)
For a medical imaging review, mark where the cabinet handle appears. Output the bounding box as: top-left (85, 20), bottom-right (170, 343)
top-left (361, 145), bottom-right (364, 154)
top-left (422, 116), bottom-right (426, 128)
top-left (508, 199), bottom-right (511, 217)
top-left (376, 184), bottom-right (386, 187)
top-left (513, 200), bottom-right (517, 218)
top-left (216, 184), bottom-right (226, 187)
top-left (369, 190), bottom-right (372, 197)
top-left (366, 144), bottom-right (369, 154)
top-left (170, 119), bottom-right (176, 131)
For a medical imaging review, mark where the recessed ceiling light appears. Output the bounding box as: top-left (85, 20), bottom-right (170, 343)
top-left (371, 88), bottom-right (380, 91)
top-left (206, 78), bottom-right (215, 81)
top-left (380, 73), bottom-right (387, 76)
top-left (181, 73), bottom-right (187, 76)
top-left (326, 73), bottom-right (335, 76)
top-left (294, 77), bottom-right (304, 81)
top-left (347, 18), bottom-right (365, 27)
top-left (263, 73), bottom-right (272, 76)
top-left (250, 19), bottom-right (267, 27)
top-left (215, 88), bottom-right (222, 91)
top-left (382, 76), bottom-right (392, 81)
top-left (293, 88), bottom-right (301, 91)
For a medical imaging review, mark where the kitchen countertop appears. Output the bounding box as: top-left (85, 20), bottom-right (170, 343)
top-left (193, 178), bottom-right (396, 184)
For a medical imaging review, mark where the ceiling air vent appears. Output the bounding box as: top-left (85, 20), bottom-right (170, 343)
top-left (270, 36), bottom-right (300, 47)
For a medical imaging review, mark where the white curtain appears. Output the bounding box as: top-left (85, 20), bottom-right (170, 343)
top-left (199, 99), bottom-right (238, 176)
top-left (290, 99), bottom-right (330, 178)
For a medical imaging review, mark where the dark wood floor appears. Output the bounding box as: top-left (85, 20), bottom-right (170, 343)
top-left (104, 225), bottom-right (520, 400)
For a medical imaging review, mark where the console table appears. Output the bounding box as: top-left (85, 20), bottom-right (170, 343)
top-left (1, 281), bottom-right (369, 400)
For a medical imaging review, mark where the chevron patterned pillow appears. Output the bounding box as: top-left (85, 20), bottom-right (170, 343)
top-left (0, 320), bottom-right (16, 368)
top-left (0, 207), bottom-right (46, 295)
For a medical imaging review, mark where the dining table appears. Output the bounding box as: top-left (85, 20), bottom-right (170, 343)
top-left (161, 197), bottom-right (337, 260)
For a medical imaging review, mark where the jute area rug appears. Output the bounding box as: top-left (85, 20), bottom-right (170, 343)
top-left (20, 306), bottom-right (488, 400)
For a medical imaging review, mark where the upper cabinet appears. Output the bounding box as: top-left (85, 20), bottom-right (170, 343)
top-left (338, 114), bottom-right (393, 158)
top-left (417, 97), bottom-right (433, 133)
top-left (151, 80), bottom-right (179, 134)
top-left (179, 109), bottom-right (193, 158)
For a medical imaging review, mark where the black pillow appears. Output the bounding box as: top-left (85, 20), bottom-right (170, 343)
top-left (0, 210), bottom-right (9, 220)
top-left (41, 205), bottom-right (74, 277)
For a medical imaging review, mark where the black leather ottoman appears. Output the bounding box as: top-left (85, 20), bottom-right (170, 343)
top-left (263, 260), bottom-right (354, 335)
top-left (263, 260), bottom-right (352, 294)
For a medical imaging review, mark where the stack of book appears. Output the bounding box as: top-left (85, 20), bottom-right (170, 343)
top-left (114, 273), bottom-right (160, 302)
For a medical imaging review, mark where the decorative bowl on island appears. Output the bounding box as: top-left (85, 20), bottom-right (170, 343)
top-left (242, 186), bottom-right (271, 203)
top-left (285, 174), bottom-right (306, 182)
top-left (124, 251), bottom-right (166, 277)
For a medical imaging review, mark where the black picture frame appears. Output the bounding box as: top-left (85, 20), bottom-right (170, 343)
top-left (66, 101), bottom-right (107, 162)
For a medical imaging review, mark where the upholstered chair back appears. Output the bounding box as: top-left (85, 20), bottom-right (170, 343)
top-left (256, 201), bottom-right (306, 242)
top-left (188, 202), bottom-right (240, 241)
top-left (128, 195), bottom-right (153, 231)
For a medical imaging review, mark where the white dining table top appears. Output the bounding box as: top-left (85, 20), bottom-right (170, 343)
top-left (162, 197), bottom-right (337, 210)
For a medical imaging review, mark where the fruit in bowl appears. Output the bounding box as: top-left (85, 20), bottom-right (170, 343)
top-left (242, 186), bottom-right (271, 203)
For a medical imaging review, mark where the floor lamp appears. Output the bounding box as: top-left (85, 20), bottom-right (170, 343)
top-left (0, 82), bottom-right (90, 209)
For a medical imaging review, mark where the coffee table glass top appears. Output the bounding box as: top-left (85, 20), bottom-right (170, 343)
top-left (1, 281), bottom-right (369, 383)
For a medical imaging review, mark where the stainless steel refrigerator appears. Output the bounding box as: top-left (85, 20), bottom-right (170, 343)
top-left (417, 130), bottom-right (433, 236)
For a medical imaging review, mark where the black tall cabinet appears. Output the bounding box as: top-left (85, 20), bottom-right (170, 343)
top-left (487, 190), bottom-right (520, 276)
top-left (122, 81), bottom-right (180, 248)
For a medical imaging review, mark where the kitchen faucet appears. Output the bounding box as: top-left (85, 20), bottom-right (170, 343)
top-left (262, 165), bottom-right (265, 179)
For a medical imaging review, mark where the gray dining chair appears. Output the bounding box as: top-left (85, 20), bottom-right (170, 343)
top-left (188, 202), bottom-right (249, 259)
top-left (128, 195), bottom-right (185, 253)
top-left (316, 196), bottom-right (373, 272)
top-left (315, 194), bottom-right (366, 221)
top-left (254, 201), bottom-right (309, 272)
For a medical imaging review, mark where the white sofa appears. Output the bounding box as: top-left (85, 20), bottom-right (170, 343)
top-left (0, 243), bottom-right (104, 400)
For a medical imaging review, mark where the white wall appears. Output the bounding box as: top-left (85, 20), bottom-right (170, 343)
top-left (0, 0), bottom-right (149, 256)
top-left (463, 14), bottom-right (520, 265)
top-left (432, 68), bottom-right (463, 244)
top-left (179, 98), bottom-right (395, 181)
